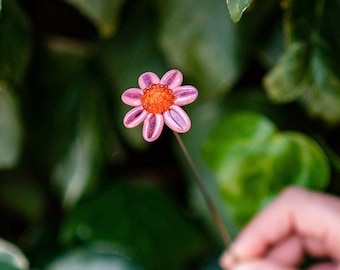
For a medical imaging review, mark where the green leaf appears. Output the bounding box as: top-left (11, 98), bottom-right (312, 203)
top-left (51, 108), bottom-right (103, 207)
top-left (64, 0), bottom-right (126, 38)
top-left (202, 112), bottom-right (276, 171)
top-left (96, 1), bottom-right (166, 149)
top-left (32, 39), bottom-right (106, 207)
top-left (0, 0), bottom-right (32, 84)
top-left (47, 243), bottom-right (141, 270)
top-left (61, 183), bottom-right (209, 270)
top-left (202, 111), bottom-right (330, 225)
top-left (264, 42), bottom-right (308, 102)
top-left (226, 0), bottom-right (253, 22)
top-left (0, 83), bottom-right (22, 168)
top-left (264, 0), bottom-right (340, 122)
top-left (156, 0), bottom-right (245, 98)
top-left (300, 46), bottom-right (340, 123)
top-left (0, 238), bottom-right (29, 270)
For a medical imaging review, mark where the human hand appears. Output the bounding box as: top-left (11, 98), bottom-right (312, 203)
top-left (220, 186), bottom-right (340, 270)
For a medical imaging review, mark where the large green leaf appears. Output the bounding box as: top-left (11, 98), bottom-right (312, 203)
top-left (264, 0), bottom-right (340, 123)
top-left (0, 83), bottom-right (22, 168)
top-left (61, 183), bottom-right (209, 270)
top-left (156, 0), bottom-right (245, 98)
top-left (96, 1), bottom-right (166, 149)
top-left (0, 238), bottom-right (29, 270)
top-left (47, 243), bottom-right (141, 270)
top-left (64, 0), bottom-right (126, 38)
top-left (226, 0), bottom-right (253, 22)
top-left (0, 0), bottom-right (31, 84)
top-left (32, 39), bottom-right (106, 207)
top-left (51, 105), bottom-right (103, 207)
top-left (156, 0), bottom-right (278, 99)
top-left (202, 111), bottom-right (330, 225)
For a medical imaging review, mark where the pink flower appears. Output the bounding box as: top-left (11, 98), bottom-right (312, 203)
top-left (121, 69), bottom-right (198, 142)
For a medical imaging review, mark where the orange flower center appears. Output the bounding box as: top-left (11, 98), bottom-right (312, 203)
top-left (141, 84), bottom-right (176, 114)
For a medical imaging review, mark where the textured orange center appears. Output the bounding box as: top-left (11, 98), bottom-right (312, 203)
top-left (141, 84), bottom-right (176, 114)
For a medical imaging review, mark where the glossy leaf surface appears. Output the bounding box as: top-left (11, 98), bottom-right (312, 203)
top-left (202, 112), bottom-right (330, 224)
top-left (156, 0), bottom-right (245, 98)
top-left (226, 0), bottom-right (252, 22)
top-left (34, 39), bottom-right (106, 207)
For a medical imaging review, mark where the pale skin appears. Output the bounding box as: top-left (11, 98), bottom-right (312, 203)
top-left (220, 186), bottom-right (340, 270)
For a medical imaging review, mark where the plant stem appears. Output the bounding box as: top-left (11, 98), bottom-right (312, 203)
top-left (173, 131), bottom-right (231, 248)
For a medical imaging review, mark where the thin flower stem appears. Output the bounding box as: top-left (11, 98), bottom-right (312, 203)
top-left (173, 131), bottom-right (232, 248)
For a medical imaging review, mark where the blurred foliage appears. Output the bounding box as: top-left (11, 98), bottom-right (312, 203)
top-left (202, 111), bottom-right (329, 224)
top-left (0, 0), bottom-right (340, 269)
top-left (0, 238), bottom-right (29, 270)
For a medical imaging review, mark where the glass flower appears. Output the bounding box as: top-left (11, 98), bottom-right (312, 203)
top-left (121, 69), bottom-right (198, 142)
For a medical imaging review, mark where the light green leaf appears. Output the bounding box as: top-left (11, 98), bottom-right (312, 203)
top-left (0, 238), bottom-right (29, 270)
top-left (64, 0), bottom-right (126, 38)
top-left (202, 111), bottom-right (329, 224)
top-left (226, 0), bottom-right (253, 22)
top-left (47, 243), bottom-right (141, 270)
top-left (0, 83), bottom-right (22, 168)
top-left (0, 0), bottom-right (32, 84)
top-left (61, 183), bottom-right (209, 270)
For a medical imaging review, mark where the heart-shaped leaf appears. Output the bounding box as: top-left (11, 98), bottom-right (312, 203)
top-left (202, 111), bottom-right (330, 225)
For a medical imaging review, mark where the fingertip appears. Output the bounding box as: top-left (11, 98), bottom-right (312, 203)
top-left (220, 248), bottom-right (239, 269)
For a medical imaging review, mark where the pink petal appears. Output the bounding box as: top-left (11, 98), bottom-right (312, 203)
top-left (160, 69), bottom-right (183, 89)
top-left (138, 72), bottom-right (160, 89)
top-left (173, 85), bottom-right (198, 106)
top-left (142, 114), bottom-right (164, 142)
top-left (163, 105), bottom-right (191, 133)
top-left (123, 106), bottom-right (148, 128)
top-left (121, 88), bottom-right (143, 106)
